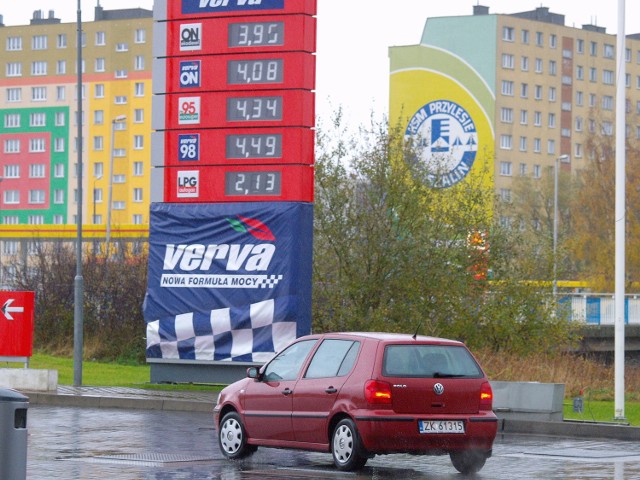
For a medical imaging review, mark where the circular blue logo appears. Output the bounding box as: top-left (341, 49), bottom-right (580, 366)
top-left (405, 100), bottom-right (478, 188)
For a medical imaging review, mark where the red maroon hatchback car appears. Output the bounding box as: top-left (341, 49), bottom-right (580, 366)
top-left (213, 332), bottom-right (498, 473)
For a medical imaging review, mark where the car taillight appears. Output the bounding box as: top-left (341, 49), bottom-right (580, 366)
top-left (479, 381), bottom-right (493, 410)
top-left (365, 380), bottom-right (392, 405)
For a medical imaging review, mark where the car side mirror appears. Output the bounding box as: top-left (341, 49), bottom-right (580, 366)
top-left (247, 366), bottom-right (260, 380)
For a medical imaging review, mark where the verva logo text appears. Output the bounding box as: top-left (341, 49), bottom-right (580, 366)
top-left (177, 170), bottom-right (199, 198)
top-left (178, 96), bottom-right (201, 124)
top-left (179, 60), bottom-right (201, 88)
top-left (178, 134), bottom-right (200, 161)
top-left (180, 23), bottom-right (202, 51)
top-left (182, 0), bottom-right (284, 15)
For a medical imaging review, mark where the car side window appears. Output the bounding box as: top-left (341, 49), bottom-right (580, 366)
top-left (304, 340), bottom-right (360, 379)
top-left (263, 339), bottom-right (317, 382)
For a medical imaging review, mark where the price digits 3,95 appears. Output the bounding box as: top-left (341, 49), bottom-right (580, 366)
top-left (226, 134), bottom-right (282, 159)
top-left (227, 96), bottom-right (282, 122)
top-left (228, 22), bottom-right (284, 47)
top-left (228, 59), bottom-right (283, 85)
top-left (225, 171), bottom-right (281, 196)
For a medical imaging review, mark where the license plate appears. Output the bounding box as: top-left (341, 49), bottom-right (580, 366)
top-left (419, 420), bottom-right (465, 434)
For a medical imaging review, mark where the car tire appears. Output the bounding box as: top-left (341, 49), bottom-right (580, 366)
top-left (450, 449), bottom-right (487, 474)
top-left (218, 411), bottom-right (257, 460)
top-left (331, 418), bottom-right (368, 471)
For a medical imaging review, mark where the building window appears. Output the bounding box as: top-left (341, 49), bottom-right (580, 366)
top-left (534, 111), bottom-right (542, 126)
top-left (115, 69), bottom-right (128, 78)
top-left (134, 56), bottom-right (145, 71)
top-left (4, 139), bottom-right (20, 153)
top-left (54, 190), bottom-right (64, 204)
top-left (521, 56), bottom-right (529, 71)
top-left (500, 108), bottom-right (513, 123)
top-left (55, 111), bottom-right (65, 126)
top-left (134, 82), bottom-right (145, 97)
top-left (535, 58), bottom-right (543, 73)
top-left (548, 87), bottom-right (556, 102)
top-left (6, 62), bottom-right (21, 77)
top-left (29, 190), bottom-right (45, 204)
top-left (4, 191), bottom-right (19, 204)
top-left (93, 136), bottom-right (104, 151)
top-left (4, 114), bottom-right (20, 128)
top-left (521, 29), bottom-right (529, 44)
top-left (95, 84), bottom-right (105, 98)
top-left (135, 29), bottom-right (146, 43)
top-left (548, 113), bottom-right (556, 128)
top-left (501, 80), bottom-right (514, 96)
top-left (589, 94), bottom-right (597, 107)
top-left (32, 35), bottom-right (47, 50)
top-left (603, 44), bottom-right (615, 59)
top-left (502, 54), bottom-right (515, 69)
top-left (115, 96), bottom-right (127, 104)
top-left (519, 136), bottom-right (527, 152)
top-left (134, 135), bottom-right (144, 149)
top-left (95, 31), bottom-right (106, 46)
top-left (133, 188), bottom-right (143, 202)
top-left (134, 109), bottom-right (144, 123)
top-left (534, 85), bottom-right (542, 100)
top-left (499, 161), bottom-right (512, 176)
top-left (116, 43), bottom-right (129, 52)
top-left (547, 139), bottom-right (556, 154)
top-left (533, 165), bottom-right (542, 178)
top-left (57, 34), bottom-right (67, 48)
top-left (520, 110), bottom-right (528, 125)
top-left (30, 113), bottom-right (46, 127)
top-left (133, 162), bottom-right (144, 176)
top-left (95, 58), bottom-right (105, 72)
top-left (519, 163), bottom-right (527, 176)
top-left (503, 27), bottom-right (515, 41)
top-left (535, 31), bottom-right (543, 46)
top-left (549, 60), bottom-right (557, 75)
top-left (54, 138), bottom-right (65, 152)
top-left (29, 164), bottom-right (46, 178)
top-left (7, 88), bottom-right (22, 102)
top-left (29, 138), bottom-right (46, 152)
top-left (113, 201), bottom-right (126, 210)
top-left (603, 70), bottom-right (614, 85)
top-left (575, 143), bottom-right (583, 158)
top-left (602, 95), bottom-right (614, 111)
top-left (6, 36), bottom-right (22, 51)
top-left (575, 116), bottom-right (583, 132)
top-left (520, 83), bottom-right (528, 98)
top-left (31, 87), bottom-right (47, 101)
top-left (132, 214), bottom-right (143, 224)
top-left (500, 135), bottom-right (512, 150)
top-left (549, 34), bottom-right (557, 48)
top-left (533, 138), bottom-right (541, 153)
top-left (57, 60), bottom-right (66, 75)
top-left (577, 39), bottom-right (584, 54)
top-left (94, 110), bottom-right (104, 125)
top-left (4, 165), bottom-right (19, 178)
top-left (590, 41), bottom-right (598, 56)
top-left (31, 61), bottom-right (47, 76)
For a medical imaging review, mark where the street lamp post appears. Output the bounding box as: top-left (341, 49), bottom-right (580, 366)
top-left (553, 154), bottom-right (570, 296)
top-left (106, 115), bottom-right (126, 260)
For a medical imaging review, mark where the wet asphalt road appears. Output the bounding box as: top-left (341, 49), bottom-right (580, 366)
top-left (25, 405), bottom-right (640, 479)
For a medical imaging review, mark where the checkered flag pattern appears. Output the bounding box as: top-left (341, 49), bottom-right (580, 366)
top-left (146, 299), bottom-right (296, 363)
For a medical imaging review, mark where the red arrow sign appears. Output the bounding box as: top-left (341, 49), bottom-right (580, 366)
top-left (0, 291), bottom-right (35, 357)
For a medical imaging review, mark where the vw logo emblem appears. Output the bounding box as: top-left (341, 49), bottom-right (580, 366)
top-left (433, 383), bottom-right (445, 395)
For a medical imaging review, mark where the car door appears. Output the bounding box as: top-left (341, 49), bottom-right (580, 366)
top-left (243, 339), bottom-right (317, 442)
top-left (291, 339), bottom-right (360, 444)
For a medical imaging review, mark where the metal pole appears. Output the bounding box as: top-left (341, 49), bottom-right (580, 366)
top-left (614, 0), bottom-right (626, 420)
top-left (73, 0), bottom-right (84, 387)
top-left (553, 156), bottom-right (559, 297)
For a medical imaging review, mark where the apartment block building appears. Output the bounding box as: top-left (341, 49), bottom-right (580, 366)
top-left (390, 5), bottom-right (640, 225)
top-left (0, 5), bottom-right (153, 228)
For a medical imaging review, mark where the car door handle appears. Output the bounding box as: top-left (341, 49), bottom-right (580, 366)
top-left (282, 388), bottom-right (293, 396)
top-left (325, 387), bottom-right (338, 394)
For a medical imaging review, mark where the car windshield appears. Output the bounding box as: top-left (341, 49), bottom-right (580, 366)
top-left (382, 344), bottom-right (483, 378)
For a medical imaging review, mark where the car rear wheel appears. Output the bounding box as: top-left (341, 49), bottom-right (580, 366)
top-left (450, 449), bottom-right (487, 474)
top-left (331, 418), bottom-right (368, 471)
top-left (218, 412), bottom-right (256, 460)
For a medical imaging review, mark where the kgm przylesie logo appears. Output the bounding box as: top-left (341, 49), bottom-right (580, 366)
top-left (405, 100), bottom-right (478, 188)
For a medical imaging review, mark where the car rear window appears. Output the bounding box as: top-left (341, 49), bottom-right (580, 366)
top-left (382, 344), bottom-right (483, 378)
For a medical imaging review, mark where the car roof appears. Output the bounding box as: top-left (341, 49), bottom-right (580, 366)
top-left (303, 332), bottom-right (465, 346)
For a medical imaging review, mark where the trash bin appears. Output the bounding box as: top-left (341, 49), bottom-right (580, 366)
top-left (0, 388), bottom-right (29, 480)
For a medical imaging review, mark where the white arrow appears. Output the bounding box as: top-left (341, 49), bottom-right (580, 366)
top-left (1, 299), bottom-right (24, 321)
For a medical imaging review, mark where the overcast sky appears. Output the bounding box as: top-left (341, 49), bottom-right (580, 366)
top-left (5, 0), bottom-right (640, 127)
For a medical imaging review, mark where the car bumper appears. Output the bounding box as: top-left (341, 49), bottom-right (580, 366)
top-left (353, 411), bottom-right (498, 454)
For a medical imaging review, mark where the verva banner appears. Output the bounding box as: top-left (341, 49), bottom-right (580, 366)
top-left (143, 202), bottom-right (312, 363)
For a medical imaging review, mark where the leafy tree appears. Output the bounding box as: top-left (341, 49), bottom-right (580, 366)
top-left (313, 112), bottom-right (577, 353)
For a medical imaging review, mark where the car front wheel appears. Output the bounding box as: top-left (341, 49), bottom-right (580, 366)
top-left (450, 449), bottom-right (487, 474)
top-left (218, 412), bottom-right (256, 460)
top-left (331, 418), bottom-right (368, 471)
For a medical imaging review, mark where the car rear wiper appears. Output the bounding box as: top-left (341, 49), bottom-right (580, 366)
top-left (433, 372), bottom-right (467, 378)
